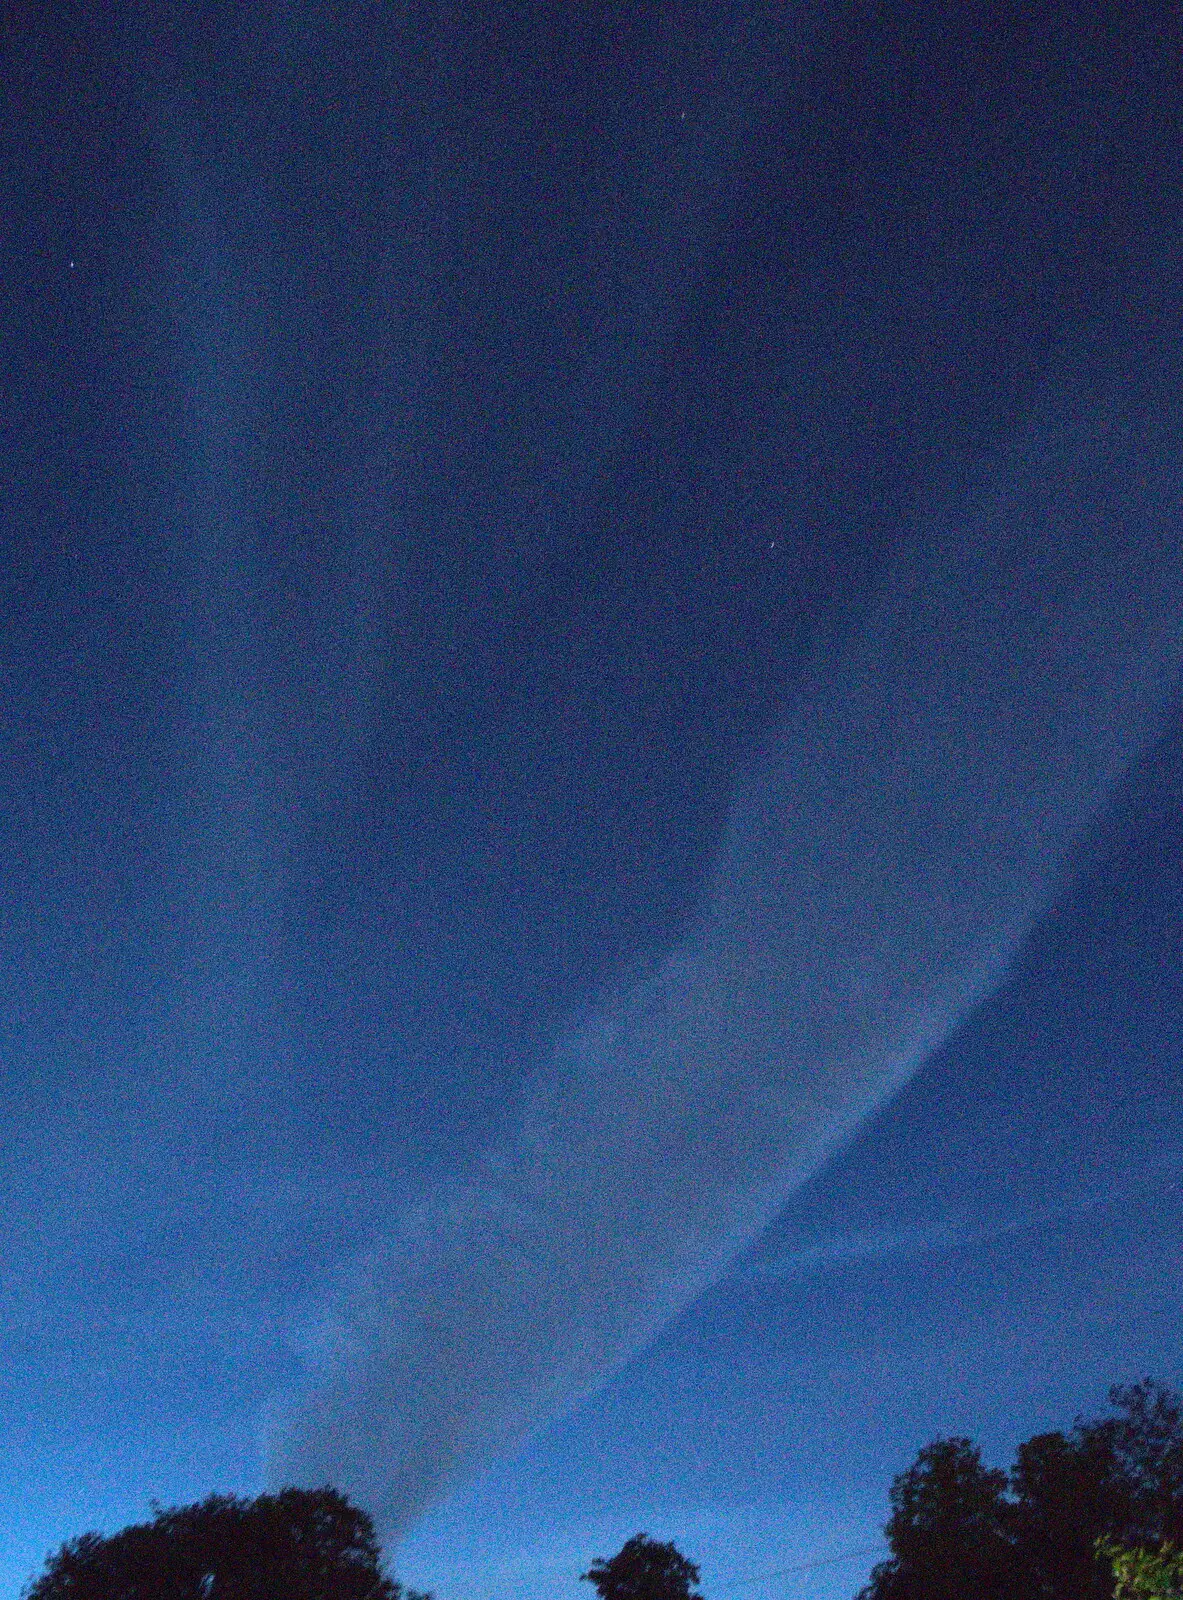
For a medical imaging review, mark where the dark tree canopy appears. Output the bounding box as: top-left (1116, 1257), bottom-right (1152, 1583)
top-left (582, 1534), bottom-right (703, 1600)
top-left (858, 1381), bottom-right (1183, 1600)
top-left (23, 1486), bottom-right (423, 1600)
top-left (866, 1437), bottom-right (1015, 1600)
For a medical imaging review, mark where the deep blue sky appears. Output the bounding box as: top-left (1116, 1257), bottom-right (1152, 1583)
top-left (2, 2), bottom-right (1182, 1596)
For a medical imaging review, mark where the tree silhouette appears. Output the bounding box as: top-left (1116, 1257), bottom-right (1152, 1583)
top-left (23, 1486), bottom-right (426, 1600)
top-left (582, 1535), bottom-right (704, 1600)
top-left (857, 1437), bottom-right (1015, 1600)
top-left (858, 1382), bottom-right (1183, 1600)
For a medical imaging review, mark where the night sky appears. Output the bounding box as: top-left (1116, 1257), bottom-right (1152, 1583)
top-left (3, 3), bottom-right (1183, 1598)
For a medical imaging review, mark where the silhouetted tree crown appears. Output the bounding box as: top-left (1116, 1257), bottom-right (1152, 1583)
top-left (582, 1535), bottom-right (703, 1600)
top-left (869, 1437), bottom-right (1014, 1600)
top-left (858, 1380), bottom-right (1183, 1600)
top-left (23, 1486), bottom-right (426, 1600)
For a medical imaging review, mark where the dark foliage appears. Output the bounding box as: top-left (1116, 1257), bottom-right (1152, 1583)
top-left (858, 1381), bottom-right (1183, 1600)
top-left (582, 1534), bottom-right (703, 1600)
top-left (23, 1486), bottom-right (425, 1600)
top-left (862, 1437), bottom-right (1016, 1600)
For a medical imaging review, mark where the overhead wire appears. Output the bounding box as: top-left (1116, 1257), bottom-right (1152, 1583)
top-left (711, 1543), bottom-right (886, 1590)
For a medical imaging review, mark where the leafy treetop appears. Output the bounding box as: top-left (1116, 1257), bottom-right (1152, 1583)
top-left (1100, 1540), bottom-right (1183, 1600)
top-left (582, 1534), bottom-right (704, 1600)
top-left (858, 1380), bottom-right (1183, 1600)
top-left (23, 1485), bottom-right (429, 1600)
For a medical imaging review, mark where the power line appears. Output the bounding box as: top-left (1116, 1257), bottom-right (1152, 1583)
top-left (713, 1544), bottom-right (886, 1590)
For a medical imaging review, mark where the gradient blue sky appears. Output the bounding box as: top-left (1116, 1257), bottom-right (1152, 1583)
top-left (2, 2), bottom-right (1182, 1597)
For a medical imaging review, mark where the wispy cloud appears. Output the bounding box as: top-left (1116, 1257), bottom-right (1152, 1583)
top-left (272, 399), bottom-right (1183, 1528)
top-left (744, 1169), bottom-right (1183, 1283)
top-left (744, 1220), bottom-right (966, 1279)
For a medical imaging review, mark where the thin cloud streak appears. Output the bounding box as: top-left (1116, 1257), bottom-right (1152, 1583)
top-left (744, 1168), bottom-right (1183, 1283)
